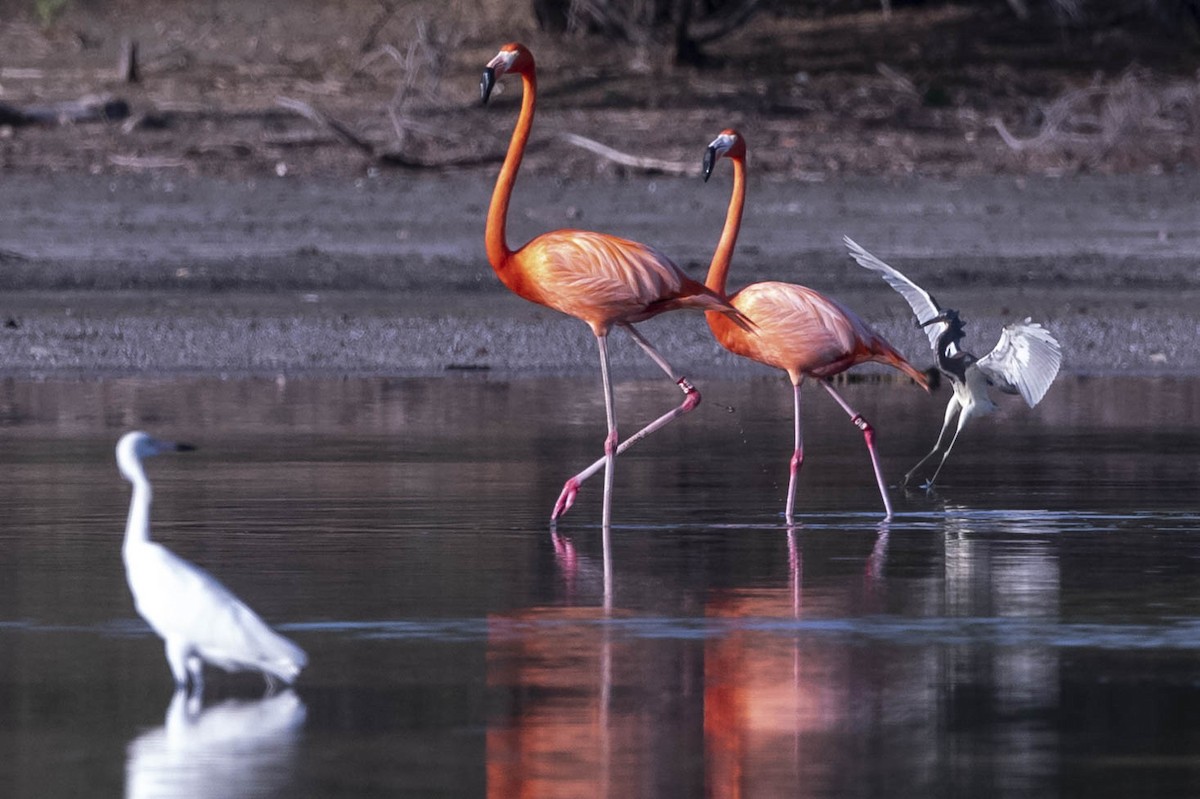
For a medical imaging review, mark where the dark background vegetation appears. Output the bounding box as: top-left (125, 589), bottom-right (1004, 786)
top-left (0, 0), bottom-right (1197, 180)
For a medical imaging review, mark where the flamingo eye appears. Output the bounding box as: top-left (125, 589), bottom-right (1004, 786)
top-left (489, 49), bottom-right (519, 73)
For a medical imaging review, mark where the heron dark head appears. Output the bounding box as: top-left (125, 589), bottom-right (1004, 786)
top-left (920, 308), bottom-right (963, 330)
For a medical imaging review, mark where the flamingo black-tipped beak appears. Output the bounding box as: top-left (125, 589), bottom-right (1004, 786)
top-left (702, 145), bottom-right (717, 182)
top-left (480, 67), bottom-right (496, 105)
top-left (174, 442), bottom-right (197, 453)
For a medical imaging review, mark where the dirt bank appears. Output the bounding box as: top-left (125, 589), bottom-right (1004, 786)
top-left (1, 170), bottom-right (1196, 378)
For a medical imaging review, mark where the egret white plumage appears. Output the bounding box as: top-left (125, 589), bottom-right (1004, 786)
top-left (843, 238), bottom-right (1062, 488)
top-left (117, 431), bottom-right (308, 693)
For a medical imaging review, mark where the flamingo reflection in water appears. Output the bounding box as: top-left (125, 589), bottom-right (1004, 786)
top-left (705, 523), bottom-right (892, 796)
top-left (535, 524), bottom-right (895, 796)
top-left (844, 238), bottom-right (1062, 489)
top-left (126, 690), bottom-right (306, 799)
top-left (117, 431), bottom-right (307, 695)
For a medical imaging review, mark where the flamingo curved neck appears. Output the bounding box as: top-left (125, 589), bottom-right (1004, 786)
top-left (705, 155), bottom-right (746, 296)
top-left (485, 69), bottom-right (537, 272)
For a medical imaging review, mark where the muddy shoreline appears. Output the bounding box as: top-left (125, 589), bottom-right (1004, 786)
top-left (1, 171), bottom-right (1197, 379)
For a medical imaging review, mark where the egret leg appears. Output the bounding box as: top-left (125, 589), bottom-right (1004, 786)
top-left (165, 639), bottom-right (189, 688)
top-left (551, 323), bottom-right (699, 521)
top-left (904, 397), bottom-right (960, 487)
top-left (784, 382), bottom-right (804, 524)
top-left (820, 381), bottom-right (893, 519)
top-left (186, 653), bottom-right (205, 697)
top-left (925, 412), bottom-right (970, 488)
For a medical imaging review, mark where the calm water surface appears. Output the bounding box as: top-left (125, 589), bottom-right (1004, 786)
top-left (1, 375), bottom-right (1198, 798)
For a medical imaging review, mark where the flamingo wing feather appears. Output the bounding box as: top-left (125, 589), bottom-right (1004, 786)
top-left (520, 230), bottom-right (743, 328)
top-left (728, 282), bottom-right (876, 374)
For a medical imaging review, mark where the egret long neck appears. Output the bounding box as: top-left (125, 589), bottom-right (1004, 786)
top-left (123, 471), bottom-right (153, 551)
top-left (485, 69), bottom-right (536, 271)
top-left (705, 155), bottom-right (746, 296)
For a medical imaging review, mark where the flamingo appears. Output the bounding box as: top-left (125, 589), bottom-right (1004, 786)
top-left (480, 43), bottom-right (748, 528)
top-left (118, 431), bottom-right (307, 694)
top-left (702, 129), bottom-right (929, 521)
top-left (843, 237), bottom-right (1062, 488)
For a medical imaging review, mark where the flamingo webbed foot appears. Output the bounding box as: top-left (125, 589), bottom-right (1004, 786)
top-left (551, 478), bottom-right (580, 521)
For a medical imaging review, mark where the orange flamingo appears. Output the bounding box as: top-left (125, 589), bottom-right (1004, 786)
top-left (702, 129), bottom-right (929, 521)
top-left (480, 44), bottom-right (748, 528)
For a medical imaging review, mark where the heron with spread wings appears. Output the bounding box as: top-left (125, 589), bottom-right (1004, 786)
top-left (844, 237), bottom-right (1062, 488)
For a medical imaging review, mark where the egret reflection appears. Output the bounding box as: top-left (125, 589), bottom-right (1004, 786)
top-left (125, 689), bottom-right (307, 799)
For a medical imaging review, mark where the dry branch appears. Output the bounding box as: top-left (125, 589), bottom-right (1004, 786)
top-left (559, 132), bottom-right (696, 175)
top-left (989, 68), bottom-right (1198, 158)
top-left (108, 154), bottom-right (188, 169)
top-left (275, 96), bottom-right (507, 169)
top-left (118, 38), bottom-right (139, 83)
top-left (275, 96), bottom-right (377, 157)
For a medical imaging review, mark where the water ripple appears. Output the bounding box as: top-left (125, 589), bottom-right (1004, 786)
top-left (274, 614), bottom-right (1200, 650)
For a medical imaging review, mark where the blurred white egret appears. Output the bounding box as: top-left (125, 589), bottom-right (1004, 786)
top-left (117, 431), bottom-right (308, 693)
top-left (844, 238), bottom-right (1062, 488)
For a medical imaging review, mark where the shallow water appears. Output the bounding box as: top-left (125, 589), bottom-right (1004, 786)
top-left (1, 375), bottom-right (1198, 798)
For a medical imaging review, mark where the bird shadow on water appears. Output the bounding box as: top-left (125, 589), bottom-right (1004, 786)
top-left (125, 689), bottom-right (307, 799)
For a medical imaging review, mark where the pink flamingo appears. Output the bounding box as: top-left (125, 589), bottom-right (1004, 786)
top-left (480, 44), bottom-right (748, 528)
top-left (702, 129), bottom-right (929, 521)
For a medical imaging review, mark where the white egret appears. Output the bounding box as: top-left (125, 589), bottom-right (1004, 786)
top-left (117, 431), bottom-right (308, 693)
top-left (844, 237), bottom-right (1062, 488)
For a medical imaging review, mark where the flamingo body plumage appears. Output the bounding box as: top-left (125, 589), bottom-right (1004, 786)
top-left (702, 129), bottom-right (928, 520)
top-left (506, 229), bottom-right (731, 336)
top-left (707, 281), bottom-right (926, 386)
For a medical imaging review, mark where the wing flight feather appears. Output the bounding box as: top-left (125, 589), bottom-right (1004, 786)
top-left (843, 236), bottom-right (946, 351)
top-left (975, 319), bottom-right (1062, 407)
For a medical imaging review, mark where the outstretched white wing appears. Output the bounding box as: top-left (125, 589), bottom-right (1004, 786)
top-left (975, 319), bottom-right (1062, 407)
top-left (843, 236), bottom-right (946, 351)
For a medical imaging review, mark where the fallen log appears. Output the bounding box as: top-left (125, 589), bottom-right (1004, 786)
top-left (0, 94), bottom-right (130, 127)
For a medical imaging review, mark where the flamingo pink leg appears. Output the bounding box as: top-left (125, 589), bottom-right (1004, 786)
top-left (820, 380), bottom-right (894, 519)
top-left (551, 324), bottom-right (700, 522)
top-left (596, 335), bottom-right (618, 530)
top-left (784, 382), bottom-right (804, 524)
